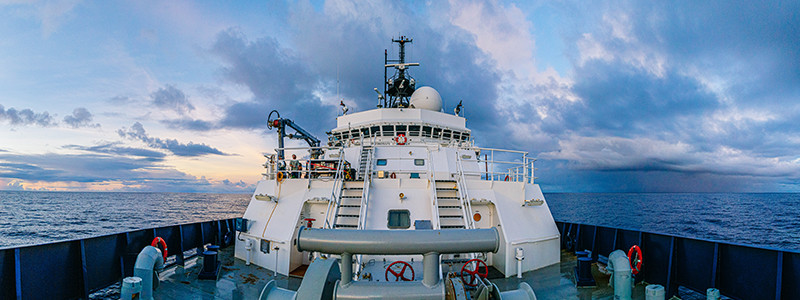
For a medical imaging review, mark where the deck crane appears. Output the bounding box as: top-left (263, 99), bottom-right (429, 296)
top-left (267, 110), bottom-right (320, 160)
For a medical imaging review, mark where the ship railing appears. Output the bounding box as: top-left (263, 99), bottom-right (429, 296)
top-left (427, 150), bottom-right (441, 229)
top-left (357, 149), bottom-right (373, 230)
top-left (0, 218), bottom-right (237, 299)
top-left (263, 146), bottom-right (349, 180)
top-left (323, 148), bottom-right (346, 229)
top-left (455, 154), bottom-right (476, 230)
top-left (458, 147), bottom-right (538, 184)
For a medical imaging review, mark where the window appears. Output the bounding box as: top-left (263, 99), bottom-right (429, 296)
top-left (376, 159), bottom-right (387, 166)
top-left (443, 130), bottom-right (452, 139)
top-left (409, 125), bottom-right (421, 136)
top-left (387, 210), bottom-right (410, 229)
top-left (422, 126), bottom-right (432, 137)
top-left (432, 127), bottom-right (442, 138)
top-left (370, 126), bottom-right (380, 137)
top-left (382, 125), bottom-right (394, 136)
top-left (396, 125), bottom-right (407, 136)
top-left (414, 159), bottom-right (425, 166)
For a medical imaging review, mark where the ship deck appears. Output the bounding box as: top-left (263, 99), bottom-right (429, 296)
top-left (152, 247), bottom-right (655, 300)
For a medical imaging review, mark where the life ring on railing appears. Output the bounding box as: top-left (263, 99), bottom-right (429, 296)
top-left (276, 172), bottom-right (284, 182)
top-left (395, 133), bottom-right (407, 145)
top-left (628, 245), bottom-right (643, 275)
top-left (504, 175), bottom-right (510, 181)
top-left (351, 139), bottom-right (360, 145)
top-left (151, 237), bottom-right (168, 262)
top-left (390, 172), bottom-right (397, 179)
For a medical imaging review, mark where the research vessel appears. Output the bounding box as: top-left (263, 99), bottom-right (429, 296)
top-left (1, 36), bottom-right (797, 300)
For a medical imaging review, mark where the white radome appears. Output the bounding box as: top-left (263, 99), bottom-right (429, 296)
top-left (410, 86), bottom-right (442, 111)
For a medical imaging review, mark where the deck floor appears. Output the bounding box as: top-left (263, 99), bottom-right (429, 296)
top-left (153, 248), bottom-right (655, 299)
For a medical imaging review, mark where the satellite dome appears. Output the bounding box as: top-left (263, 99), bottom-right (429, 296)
top-left (409, 86), bottom-right (442, 111)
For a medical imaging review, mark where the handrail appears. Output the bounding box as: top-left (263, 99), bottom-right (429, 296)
top-left (358, 148), bottom-right (373, 230)
top-left (427, 149), bottom-right (441, 229)
top-left (323, 149), bottom-right (346, 229)
top-left (455, 154), bottom-right (475, 229)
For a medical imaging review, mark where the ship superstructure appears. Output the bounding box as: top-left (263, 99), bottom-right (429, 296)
top-left (233, 37), bottom-right (560, 286)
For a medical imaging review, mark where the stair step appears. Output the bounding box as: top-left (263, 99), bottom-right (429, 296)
top-left (437, 197), bottom-right (459, 199)
top-left (440, 215), bottom-right (463, 218)
top-left (440, 225), bottom-right (465, 229)
top-left (337, 214), bottom-right (360, 218)
top-left (335, 225), bottom-right (358, 229)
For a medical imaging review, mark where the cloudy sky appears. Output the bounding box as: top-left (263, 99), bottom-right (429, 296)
top-left (0, 0), bottom-right (798, 193)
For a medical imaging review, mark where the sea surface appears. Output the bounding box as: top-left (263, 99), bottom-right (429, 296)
top-left (0, 191), bottom-right (798, 251)
top-left (0, 191), bottom-right (249, 248)
top-left (546, 193), bottom-right (800, 251)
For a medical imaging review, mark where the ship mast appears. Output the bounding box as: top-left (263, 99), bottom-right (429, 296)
top-left (383, 36), bottom-right (419, 108)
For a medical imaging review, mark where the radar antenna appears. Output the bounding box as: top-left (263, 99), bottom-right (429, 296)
top-left (383, 36), bottom-right (419, 108)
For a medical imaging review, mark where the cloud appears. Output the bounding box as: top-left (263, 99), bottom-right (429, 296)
top-left (62, 142), bottom-right (166, 160)
top-left (0, 104), bottom-right (57, 127)
top-left (160, 118), bottom-right (216, 131)
top-left (117, 122), bottom-right (228, 157)
top-left (63, 107), bottom-right (100, 128)
top-left (0, 151), bottom-right (252, 193)
top-left (151, 85), bottom-right (195, 114)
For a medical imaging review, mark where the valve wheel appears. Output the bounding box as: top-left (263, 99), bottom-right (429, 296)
top-left (460, 258), bottom-right (489, 287)
top-left (628, 245), bottom-right (643, 275)
top-left (385, 260), bottom-right (415, 281)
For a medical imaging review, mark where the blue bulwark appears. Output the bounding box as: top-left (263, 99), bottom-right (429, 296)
top-left (0, 218), bottom-right (237, 299)
top-left (556, 221), bottom-right (800, 300)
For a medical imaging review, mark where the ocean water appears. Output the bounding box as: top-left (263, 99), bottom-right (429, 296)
top-left (0, 191), bottom-right (798, 252)
top-left (0, 191), bottom-right (249, 248)
top-left (546, 193), bottom-right (800, 251)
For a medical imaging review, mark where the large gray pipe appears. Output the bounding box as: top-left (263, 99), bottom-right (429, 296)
top-left (296, 228), bottom-right (499, 254)
top-left (133, 246), bottom-right (164, 300)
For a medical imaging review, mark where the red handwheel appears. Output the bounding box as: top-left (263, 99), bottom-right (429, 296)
top-left (628, 245), bottom-right (643, 275)
top-left (460, 258), bottom-right (489, 287)
top-left (385, 261), bottom-right (415, 281)
top-left (151, 237), bottom-right (168, 263)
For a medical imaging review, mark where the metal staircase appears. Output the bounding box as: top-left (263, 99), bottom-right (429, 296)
top-left (333, 146), bottom-right (374, 230)
top-left (333, 182), bottom-right (364, 229)
top-left (357, 147), bottom-right (373, 180)
top-left (435, 180), bottom-right (467, 229)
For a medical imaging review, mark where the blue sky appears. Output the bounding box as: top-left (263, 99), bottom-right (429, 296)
top-left (0, 0), bottom-right (798, 193)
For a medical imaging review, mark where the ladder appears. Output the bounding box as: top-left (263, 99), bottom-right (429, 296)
top-left (435, 180), bottom-right (467, 229)
top-left (333, 181), bottom-right (364, 229)
top-left (357, 147), bottom-right (373, 180)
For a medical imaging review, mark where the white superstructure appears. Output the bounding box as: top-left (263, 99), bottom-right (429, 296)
top-left (234, 37), bottom-right (560, 282)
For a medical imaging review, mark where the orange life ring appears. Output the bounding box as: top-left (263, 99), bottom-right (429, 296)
top-left (276, 172), bottom-right (284, 182)
top-left (395, 133), bottom-right (407, 145)
top-left (390, 172), bottom-right (397, 179)
top-left (151, 237), bottom-right (168, 262)
top-left (628, 245), bottom-right (643, 275)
